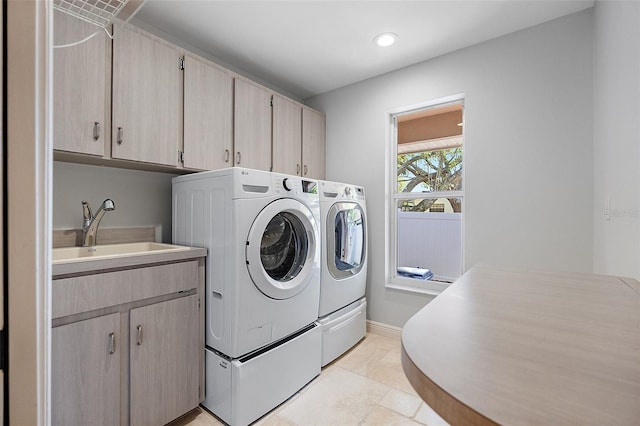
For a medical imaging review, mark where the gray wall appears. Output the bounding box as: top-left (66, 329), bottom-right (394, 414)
top-left (51, 3), bottom-right (640, 329)
top-left (53, 162), bottom-right (178, 243)
top-left (306, 10), bottom-right (594, 327)
top-left (592, 0), bottom-right (640, 278)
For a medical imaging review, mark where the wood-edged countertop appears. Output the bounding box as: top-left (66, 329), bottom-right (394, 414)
top-left (401, 265), bottom-right (640, 425)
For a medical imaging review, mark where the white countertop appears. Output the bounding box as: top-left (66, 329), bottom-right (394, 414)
top-left (52, 245), bottom-right (207, 277)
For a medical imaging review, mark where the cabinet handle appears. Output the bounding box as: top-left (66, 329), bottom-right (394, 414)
top-left (93, 122), bottom-right (100, 141)
top-left (108, 332), bottom-right (116, 354)
top-left (304, 165), bottom-right (308, 176)
top-left (236, 152), bottom-right (241, 165)
top-left (116, 127), bottom-right (123, 145)
top-left (297, 164), bottom-right (300, 175)
top-left (136, 325), bottom-right (143, 346)
top-left (224, 149), bottom-right (230, 163)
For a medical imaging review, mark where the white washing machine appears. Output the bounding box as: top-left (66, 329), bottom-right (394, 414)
top-left (173, 167), bottom-right (321, 425)
top-left (317, 180), bottom-right (368, 366)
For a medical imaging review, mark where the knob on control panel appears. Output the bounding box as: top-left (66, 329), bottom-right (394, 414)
top-left (283, 178), bottom-right (292, 191)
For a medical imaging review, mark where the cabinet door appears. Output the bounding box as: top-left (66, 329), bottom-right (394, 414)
top-left (52, 313), bottom-right (120, 426)
top-left (183, 55), bottom-right (233, 171)
top-left (130, 295), bottom-right (199, 426)
top-left (234, 79), bottom-right (272, 171)
top-left (272, 95), bottom-right (302, 176)
top-left (302, 107), bottom-right (326, 179)
top-left (112, 25), bottom-right (180, 167)
top-left (53, 10), bottom-right (107, 156)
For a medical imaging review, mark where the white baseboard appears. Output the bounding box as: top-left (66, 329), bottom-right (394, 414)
top-left (366, 320), bottom-right (402, 341)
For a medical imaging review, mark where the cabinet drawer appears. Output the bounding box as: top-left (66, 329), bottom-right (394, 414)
top-left (53, 261), bottom-right (198, 318)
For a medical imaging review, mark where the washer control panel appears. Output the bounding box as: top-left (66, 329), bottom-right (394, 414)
top-left (273, 174), bottom-right (318, 196)
top-left (302, 180), bottom-right (318, 194)
top-left (282, 178), bottom-right (293, 191)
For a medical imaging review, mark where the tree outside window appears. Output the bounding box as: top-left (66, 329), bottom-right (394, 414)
top-left (397, 147), bottom-right (462, 212)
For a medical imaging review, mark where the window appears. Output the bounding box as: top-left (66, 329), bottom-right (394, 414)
top-left (387, 96), bottom-right (464, 295)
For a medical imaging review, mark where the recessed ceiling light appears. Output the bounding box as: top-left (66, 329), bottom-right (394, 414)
top-left (373, 32), bottom-right (398, 47)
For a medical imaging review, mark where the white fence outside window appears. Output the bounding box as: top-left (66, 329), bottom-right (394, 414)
top-left (397, 211), bottom-right (462, 282)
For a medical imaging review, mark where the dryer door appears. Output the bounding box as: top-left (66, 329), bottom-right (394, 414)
top-left (327, 202), bottom-right (366, 279)
top-left (246, 198), bottom-right (318, 300)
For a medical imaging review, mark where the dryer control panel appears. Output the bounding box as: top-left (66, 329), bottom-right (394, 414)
top-left (320, 180), bottom-right (365, 202)
top-left (342, 185), bottom-right (364, 200)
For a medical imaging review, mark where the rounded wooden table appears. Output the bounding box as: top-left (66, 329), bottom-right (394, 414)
top-left (401, 265), bottom-right (640, 425)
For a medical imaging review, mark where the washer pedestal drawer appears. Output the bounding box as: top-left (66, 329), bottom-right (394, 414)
top-left (318, 297), bottom-right (366, 367)
top-left (203, 323), bottom-right (321, 426)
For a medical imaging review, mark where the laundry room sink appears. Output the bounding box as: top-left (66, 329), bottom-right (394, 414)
top-left (52, 242), bottom-right (190, 263)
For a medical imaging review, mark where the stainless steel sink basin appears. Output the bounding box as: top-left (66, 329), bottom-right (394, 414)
top-left (52, 242), bottom-right (191, 264)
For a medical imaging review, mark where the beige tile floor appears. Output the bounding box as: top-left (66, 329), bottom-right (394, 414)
top-left (170, 333), bottom-right (449, 426)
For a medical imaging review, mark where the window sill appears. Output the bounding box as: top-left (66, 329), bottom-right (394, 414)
top-left (385, 281), bottom-right (448, 297)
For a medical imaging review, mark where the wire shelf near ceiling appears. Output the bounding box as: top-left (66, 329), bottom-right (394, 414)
top-left (53, 0), bottom-right (129, 30)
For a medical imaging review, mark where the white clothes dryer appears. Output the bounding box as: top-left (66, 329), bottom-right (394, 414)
top-left (172, 167), bottom-right (321, 358)
top-left (318, 180), bottom-right (368, 366)
top-left (318, 180), bottom-right (367, 317)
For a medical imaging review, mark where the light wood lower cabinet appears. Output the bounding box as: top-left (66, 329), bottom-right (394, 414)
top-left (52, 257), bottom-right (204, 426)
top-left (130, 295), bottom-right (200, 426)
top-left (52, 313), bottom-right (121, 426)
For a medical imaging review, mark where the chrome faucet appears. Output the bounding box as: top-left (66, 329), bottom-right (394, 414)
top-left (82, 199), bottom-right (115, 247)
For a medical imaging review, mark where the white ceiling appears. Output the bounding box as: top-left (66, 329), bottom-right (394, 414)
top-left (133, 0), bottom-right (594, 100)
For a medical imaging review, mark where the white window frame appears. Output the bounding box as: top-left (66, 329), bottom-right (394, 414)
top-left (385, 94), bottom-right (465, 296)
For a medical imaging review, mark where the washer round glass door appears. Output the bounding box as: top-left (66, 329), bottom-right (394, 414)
top-left (246, 198), bottom-right (318, 300)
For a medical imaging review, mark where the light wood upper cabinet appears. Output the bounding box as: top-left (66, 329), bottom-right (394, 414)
top-left (52, 18), bottom-right (326, 176)
top-left (272, 95), bottom-right (302, 176)
top-left (130, 295), bottom-right (200, 426)
top-left (273, 99), bottom-right (326, 179)
top-left (52, 313), bottom-right (120, 426)
top-left (53, 10), bottom-right (108, 156)
top-left (183, 55), bottom-right (233, 171)
top-left (234, 78), bottom-right (272, 171)
top-left (302, 107), bottom-right (326, 180)
top-left (112, 25), bottom-right (181, 167)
